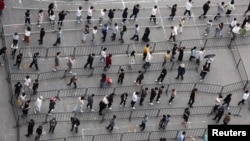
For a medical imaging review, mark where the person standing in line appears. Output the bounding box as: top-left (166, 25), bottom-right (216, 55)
top-left (182, 108), bottom-right (190, 128)
top-left (34, 96), bottom-right (43, 114)
top-left (204, 20), bottom-right (213, 36)
top-left (111, 23), bottom-right (119, 41)
top-left (117, 68), bottom-right (125, 84)
top-left (212, 106), bottom-right (225, 123)
top-left (196, 48), bottom-right (205, 65)
top-left (100, 48), bottom-right (107, 63)
top-left (188, 88), bottom-right (198, 108)
top-left (225, 0), bottom-right (235, 17)
top-left (32, 79), bottom-right (39, 95)
top-left (141, 27), bottom-right (150, 42)
top-left (184, 0), bottom-right (193, 17)
top-left (14, 81), bottom-right (22, 99)
top-left (158, 114), bottom-right (170, 129)
top-left (222, 112), bottom-right (231, 125)
top-left (222, 93), bottom-right (232, 109)
top-left (22, 100), bottom-right (31, 117)
top-left (162, 50), bottom-right (171, 67)
top-left (200, 65), bottom-right (209, 82)
top-left (49, 118), bottom-right (57, 133)
top-left (169, 4), bottom-right (177, 20)
top-left (238, 90), bottom-right (249, 105)
top-left (178, 131), bottom-right (186, 141)
top-left (131, 91), bottom-right (139, 109)
top-left (156, 86), bottom-right (164, 103)
top-left (86, 6), bottom-right (94, 24)
top-left (106, 115), bottom-right (117, 131)
top-left (23, 26), bottom-right (31, 44)
top-left (143, 52), bottom-right (152, 71)
top-left (228, 18), bottom-right (237, 34)
top-left (99, 95), bottom-right (108, 115)
top-left (25, 119), bottom-right (35, 137)
top-left (231, 23), bottom-right (241, 41)
top-left (168, 26), bottom-right (178, 43)
top-left (139, 114), bottom-right (148, 131)
top-left (214, 2), bottom-right (225, 20)
top-left (170, 44), bottom-right (178, 62)
top-left (189, 46), bottom-right (196, 61)
top-left (66, 55), bottom-right (75, 74)
top-left (130, 24), bottom-right (140, 41)
top-left (142, 44), bottom-right (150, 61)
top-left (52, 52), bottom-right (60, 72)
top-left (100, 73), bottom-right (107, 88)
top-left (129, 4), bottom-right (140, 21)
top-left (48, 96), bottom-right (56, 115)
top-left (86, 94), bottom-right (95, 112)
top-left (178, 17), bottom-right (185, 34)
top-left (103, 54), bottom-right (112, 71)
top-left (84, 53), bottom-right (95, 69)
top-left (24, 10), bottom-right (31, 26)
top-left (73, 96), bottom-right (84, 113)
top-left (214, 22), bottom-right (224, 38)
top-left (70, 117), bottom-right (80, 133)
top-left (35, 125), bottom-right (43, 141)
top-left (120, 92), bottom-right (128, 107)
top-left (121, 8), bottom-right (128, 25)
top-left (76, 6), bottom-right (83, 23)
top-left (23, 75), bottom-right (32, 91)
top-left (67, 73), bottom-right (78, 88)
top-left (11, 43), bottom-right (18, 59)
top-left (175, 63), bottom-right (186, 80)
top-left (108, 9), bottom-right (116, 25)
top-left (91, 26), bottom-right (98, 42)
top-left (134, 70), bottom-right (144, 86)
top-left (38, 28), bottom-right (45, 45)
top-left (149, 87), bottom-right (157, 105)
top-left (139, 87), bottom-right (148, 106)
top-left (177, 47), bottom-right (185, 62)
top-left (99, 9), bottom-right (107, 26)
top-left (101, 24), bottom-right (109, 42)
top-left (29, 52), bottom-right (40, 70)
top-left (57, 10), bottom-right (67, 26)
top-left (244, 2), bottom-right (250, 16)
top-left (82, 25), bottom-right (89, 43)
top-left (37, 10), bottom-right (44, 27)
top-left (119, 25), bottom-right (127, 43)
top-left (168, 89), bottom-right (177, 105)
top-left (129, 50), bottom-right (136, 68)
top-left (107, 93), bottom-right (115, 110)
top-left (149, 5), bottom-right (158, 24)
top-left (199, 1), bottom-right (210, 19)
top-left (13, 32), bottom-right (19, 46)
top-left (53, 27), bottom-right (62, 46)
top-left (155, 68), bottom-right (167, 84)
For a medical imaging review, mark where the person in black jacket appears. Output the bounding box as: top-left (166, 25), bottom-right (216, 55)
top-left (14, 81), bottom-right (22, 99)
top-left (141, 27), bottom-right (150, 42)
top-left (120, 92), bottom-right (128, 107)
top-left (100, 73), bottom-right (106, 88)
top-left (129, 4), bottom-right (140, 21)
top-left (35, 125), bottom-right (43, 141)
top-left (140, 87), bottom-right (148, 106)
top-left (175, 63), bottom-right (185, 80)
top-left (32, 79), bottom-right (39, 95)
top-left (169, 4), bottom-right (177, 20)
top-left (29, 52), bottom-right (40, 70)
top-left (107, 93), bottom-right (115, 109)
top-left (117, 68), bottom-right (125, 84)
top-left (121, 8), bottom-right (128, 24)
top-left (199, 1), bottom-right (210, 19)
top-left (134, 70), bottom-right (144, 85)
top-left (149, 87), bottom-right (157, 105)
top-left (25, 119), bottom-right (35, 137)
top-left (70, 117), bottom-right (80, 133)
top-left (222, 93), bottom-right (232, 109)
top-left (38, 28), bottom-right (45, 45)
top-left (84, 53), bottom-right (95, 69)
top-left (48, 3), bottom-right (54, 16)
top-left (86, 94), bottom-right (95, 111)
top-left (108, 9), bottom-right (116, 25)
top-left (58, 10), bottom-right (67, 26)
top-left (155, 68), bottom-right (167, 84)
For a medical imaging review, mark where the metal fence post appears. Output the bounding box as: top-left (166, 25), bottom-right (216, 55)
top-left (178, 41), bottom-right (182, 47)
top-left (45, 48), bottom-right (49, 59)
top-left (156, 109), bottom-right (161, 117)
top-left (147, 132), bottom-right (152, 141)
top-left (170, 62), bottom-right (174, 71)
top-left (165, 84), bottom-right (170, 96)
top-left (73, 47), bottom-right (76, 57)
top-left (203, 39), bottom-right (208, 48)
top-left (236, 107), bottom-right (242, 117)
top-left (220, 86), bottom-right (224, 95)
top-left (228, 39), bottom-right (233, 49)
top-left (244, 80), bottom-right (249, 90)
top-left (64, 137), bottom-right (67, 141)
top-left (87, 68), bottom-right (94, 77)
top-left (236, 59), bottom-right (241, 68)
top-left (100, 113), bottom-right (105, 123)
top-left (129, 111), bottom-right (133, 122)
top-left (152, 43), bottom-right (156, 53)
top-left (44, 114), bottom-right (49, 123)
top-left (126, 44), bottom-right (130, 57)
top-left (55, 90), bottom-right (61, 101)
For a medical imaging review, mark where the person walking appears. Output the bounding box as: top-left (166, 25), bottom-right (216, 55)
top-left (120, 92), bottom-right (128, 107)
top-left (199, 1), bottom-right (210, 19)
top-left (188, 88), bottom-right (198, 108)
top-left (169, 4), bottom-right (177, 20)
top-left (37, 9), bottom-right (44, 27)
top-left (210, 95), bottom-right (223, 115)
top-left (119, 25), bottom-right (127, 43)
top-left (121, 7), bottom-right (128, 25)
top-left (141, 27), bottom-right (150, 42)
top-left (53, 27), bottom-right (62, 46)
top-left (156, 86), bottom-right (164, 103)
top-left (189, 46), bottom-right (196, 61)
top-left (29, 52), bottom-right (40, 70)
top-left (57, 10), bottom-right (67, 26)
top-left (196, 48), bottom-right (205, 65)
top-left (168, 26), bottom-right (178, 43)
top-left (22, 100), bottom-right (31, 117)
top-left (0, 47), bottom-right (7, 66)
top-left (182, 108), bottom-right (190, 127)
top-left (76, 6), bottom-right (83, 23)
top-left (129, 4), bottom-right (140, 21)
top-left (139, 87), bottom-right (148, 106)
top-left (19, 93), bottom-right (27, 109)
top-left (149, 87), bottom-right (157, 105)
top-left (34, 96), bottom-right (43, 114)
top-left (35, 125), bottom-right (43, 141)
top-left (70, 117), bottom-right (80, 133)
top-left (134, 70), bottom-right (144, 86)
top-left (73, 96), bottom-right (84, 113)
top-left (117, 68), bottom-right (125, 84)
top-left (200, 65), bottom-right (209, 81)
top-left (86, 94), bottom-right (95, 112)
top-left (204, 20), bottom-right (213, 36)
top-left (212, 106), bottom-right (225, 123)
top-left (84, 53), bottom-right (95, 69)
top-left (231, 23), bottom-right (241, 41)
top-left (67, 73), bottom-right (78, 88)
top-left (130, 24), bottom-right (140, 41)
top-left (23, 75), bottom-right (32, 91)
top-left (100, 48), bottom-right (107, 63)
top-left (175, 63), bottom-right (186, 80)
top-left (52, 52), bottom-right (60, 71)
top-left (159, 114), bottom-right (170, 129)
top-left (103, 54), bottom-right (112, 71)
top-left (13, 53), bottom-right (22, 70)
top-left (38, 28), bottom-right (45, 45)
top-left (48, 96), bottom-right (56, 115)
top-left (142, 44), bottom-right (150, 61)
top-left (184, 0), bottom-right (193, 17)
top-left (99, 95), bottom-right (108, 115)
top-left (143, 52), bottom-right (152, 71)
top-left (139, 114), bottom-right (148, 131)
top-left (99, 9), bottom-right (107, 26)
top-left (244, 2), bottom-right (250, 16)
top-left (178, 131), bottom-right (186, 141)
top-left (178, 17), bottom-right (185, 34)
top-left (214, 22), bottom-right (224, 38)
top-left (214, 2), bottom-right (225, 20)
top-left (131, 92), bottom-right (139, 109)
top-left (101, 24), bottom-right (109, 42)
top-left (24, 10), bottom-right (31, 26)
top-left (228, 18), bottom-right (237, 34)
top-left (168, 89), bottom-right (177, 105)
top-left (100, 73), bottom-right (107, 88)
top-left (225, 0), bottom-right (235, 17)
top-left (177, 47), bottom-right (185, 62)
top-left (222, 112), bottom-right (231, 125)
top-left (170, 44), bottom-right (178, 62)
top-left (91, 26), bottom-right (98, 42)
top-left (49, 10), bottom-right (55, 26)
top-left (48, 3), bottom-right (54, 17)
top-left (129, 50), bottom-right (136, 68)
top-left (155, 68), bottom-right (167, 84)
top-left (49, 118), bottom-right (57, 133)
top-left (32, 79), bottom-right (39, 95)
top-left (222, 93), bottom-right (232, 109)
top-left (238, 90), bottom-right (249, 105)
top-left (162, 50), bottom-right (171, 67)
top-left (107, 93), bottom-right (115, 110)
top-left (82, 25), bottom-right (90, 43)
top-left (10, 43), bottom-right (18, 59)
top-left (86, 6), bottom-right (94, 24)
top-left (66, 55), bottom-right (75, 74)
top-left (108, 9), bottom-right (116, 25)
top-left (14, 81), bottom-right (22, 99)
top-left (111, 23), bottom-right (119, 41)
top-left (25, 119), bottom-right (35, 137)
top-left (12, 32), bottom-right (19, 46)
top-left (23, 26), bottom-right (31, 44)
top-left (106, 115), bottom-right (117, 131)
top-left (149, 5), bottom-right (158, 24)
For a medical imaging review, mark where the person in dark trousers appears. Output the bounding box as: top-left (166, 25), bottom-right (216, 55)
top-left (86, 94), bottom-right (95, 111)
top-left (32, 79), bottom-right (39, 95)
top-left (149, 87), bottom-right (157, 105)
top-left (184, 0), bottom-right (193, 17)
top-left (130, 24), bottom-right (140, 41)
top-left (168, 89), bottom-right (176, 105)
top-left (102, 24), bottom-right (108, 42)
top-left (141, 27), bottom-right (150, 42)
top-left (158, 114), bottom-right (170, 129)
top-left (214, 2), bottom-right (225, 20)
top-left (244, 2), bottom-right (250, 16)
top-left (149, 5), bottom-right (158, 24)
top-left (29, 52), bottom-right (40, 70)
top-left (67, 73), bottom-right (78, 88)
top-left (13, 52), bottom-right (22, 70)
top-left (156, 86), bottom-right (164, 103)
top-left (14, 81), bottom-right (22, 99)
top-left (170, 44), bottom-right (178, 62)
top-left (189, 46), bottom-right (196, 61)
top-left (117, 68), bottom-right (125, 84)
top-left (175, 63), bottom-right (186, 80)
top-left (48, 97), bottom-right (56, 115)
top-left (134, 70), bottom-right (144, 85)
top-left (222, 93), bottom-right (232, 109)
top-left (49, 118), bottom-right (57, 133)
top-left (140, 87), bottom-right (148, 106)
top-left (119, 25), bottom-right (127, 43)
top-left (177, 47), bottom-right (185, 62)
top-left (99, 95), bottom-right (108, 115)
top-left (169, 4), bottom-right (177, 20)
top-left (53, 27), bottom-right (62, 46)
top-left (237, 90), bottom-right (249, 105)
top-left (188, 88), bottom-right (198, 108)
top-left (84, 53), bottom-right (95, 69)
top-left (104, 54), bottom-right (112, 71)
top-left (38, 28), bottom-right (45, 45)
top-left (100, 73), bottom-right (106, 88)
top-left (35, 125), bottom-right (43, 141)
top-left (139, 114), bottom-right (148, 131)
top-left (70, 117), bottom-right (80, 133)
top-left (120, 92), bottom-right (128, 107)
top-left (121, 7), bottom-right (128, 24)
top-left (155, 68), bottom-right (167, 84)
top-left (108, 9), bottom-right (116, 25)
top-left (182, 108), bottom-right (190, 127)
top-left (212, 106), bottom-right (225, 123)
top-left (0, 47), bottom-right (7, 65)
top-left (22, 100), bottom-right (31, 117)
top-left (48, 3), bottom-right (54, 16)
top-left (200, 65), bottom-right (209, 81)
top-left (58, 10), bottom-right (67, 26)
top-left (225, 0), bottom-right (235, 17)
top-left (199, 1), bottom-right (210, 19)
top-left (107, 93), bottom-right (115, 109)
top-left (25, 119), bottom-right (35, 137)
top-left (223, 112), bottom-right (231, 125)
top-left (13, 32), bottom-right (19, 46)
top-left (106, 115), bottom-right (117, 131)
top-left (25, 9), bottom-right (31, 25)
top-left (129, 4), bottom-right (140, 21)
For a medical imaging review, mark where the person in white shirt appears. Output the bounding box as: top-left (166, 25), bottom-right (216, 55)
top-left (231, 23), bottom-right (241, 41)
top-left (49, 10), bottom-right (55, 26)
top-left (99, 9), bottom-right (107, 26)
top-left (184, 0), bottom-right (193, 17)
top-left (37, 9), bottom-right (44, 27)
top-left (196, 48), bottom-right (205, 65)
top-left (76, 6), bottom-right (83, 24)
top-left (111, 23), bottom-right (119, 41)
top-left (130, 24), bottom-right (140, 41)
top-left (34, 96), bottom-right (43, 114)
top-left (131, 92), bottom-right (139, 109)
top-left (149, 5), bottom-right (158, 24)
top-left (24, 75), bottom-right (32, 90)
top-left (100, 48), bottom-right (107, 63)
top-left (23, 26), bottom-right (31, 44)
top-left (73, 96), bottom-right (85, 113)
top-left (13, 32), bottom-right (19, 46)
top-left (228, 18), bottom-right (237, 33)
top-left (86, 6), bottom-right (94, 24)
top-left (238, 90), bottom-right (249, 105)
top-left (91, 26), bottom-right (98, 42)
top-left (11, 43), bottom-right (18, 59)
top-left (168, 26), bottom-right (178, 43)
top-left (143, 52), bottom-right (152, 71)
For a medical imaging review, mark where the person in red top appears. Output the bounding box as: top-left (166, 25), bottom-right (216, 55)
top-left (104, 54), bottom-right (112, 71)
top-left (0, 0), bottom-right (4, 16)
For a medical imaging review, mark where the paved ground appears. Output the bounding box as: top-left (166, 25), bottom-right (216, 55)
top-left (1, 0), bottom-right (250, 141)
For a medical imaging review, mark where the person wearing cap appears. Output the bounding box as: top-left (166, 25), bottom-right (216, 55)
top-left (139, 113), bottom-right (148, 131)
top-left (67, 73), bottom-right (78, 88)
top-left (34, 95), bottom-right (43, 114)
top-left (175, 63), bottom-right (186, 80)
